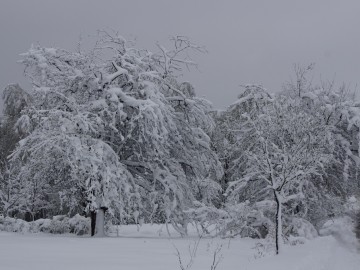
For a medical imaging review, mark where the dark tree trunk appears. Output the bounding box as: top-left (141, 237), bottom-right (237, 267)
top-left (274, 190), bottom-right (282, 255)
top-left (90, 210), bottom-right (97, 237)
top-left (355, 210), bottom-right (360, 241)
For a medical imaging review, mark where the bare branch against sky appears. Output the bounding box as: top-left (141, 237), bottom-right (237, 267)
top-left (0, 0), bottom-right (359, 110)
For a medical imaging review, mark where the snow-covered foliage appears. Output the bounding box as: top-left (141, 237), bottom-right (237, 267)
top-left (4, 32), bottom-right (221, 236)
top-left (0, 214), bottom-right (90, 235)
top-left (0, 84), bottom-right (31, 217)
top-left (219, 201), bottom-right (273, 239)
top-left (2, 84), bottom-right (32, 118)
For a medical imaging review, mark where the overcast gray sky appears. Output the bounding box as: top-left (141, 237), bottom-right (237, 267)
top-left (1, 0), bottom-right (360, 110)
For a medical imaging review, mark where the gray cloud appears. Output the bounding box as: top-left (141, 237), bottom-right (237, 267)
top-left (1, 0), bottom-right (360, 111)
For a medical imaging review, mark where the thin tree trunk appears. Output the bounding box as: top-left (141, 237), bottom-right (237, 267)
top-left (90, 210), bottom-right (96, 236)
top-left (274, 190), bottom-right (282, 255)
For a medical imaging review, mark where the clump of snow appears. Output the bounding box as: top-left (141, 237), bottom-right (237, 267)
top-left (344, 196), bottom-right (360, 213)
top-left (319, 216), bottom-right (353, 236)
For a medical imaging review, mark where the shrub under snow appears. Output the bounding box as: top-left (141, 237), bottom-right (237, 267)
top-left (0, 215), bottom-right (90, 235)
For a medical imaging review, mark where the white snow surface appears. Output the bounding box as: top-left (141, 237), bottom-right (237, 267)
top-left (0, 224), bottom-right (359, 270)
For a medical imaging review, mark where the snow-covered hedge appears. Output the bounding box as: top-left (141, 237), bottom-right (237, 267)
top-left (0, 214), bottom-right (90, 235)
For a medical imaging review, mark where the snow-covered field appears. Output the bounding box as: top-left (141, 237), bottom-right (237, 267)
top-left (0, 224), bottom-right (359, 270)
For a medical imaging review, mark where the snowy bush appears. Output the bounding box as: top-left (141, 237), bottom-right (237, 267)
top-left (0, 217), bottom-right (30, 233)
top-left (284, 218), bottom-right (318, 242)
top-left (68, 214), bottom-right (90, 235)
top-left (217, 202), bottom-right (273, 239)
top-left (32, 218), bottom-right (52, 233)
top-left (48, 215), bottom-right (70, 234)
top-left (185, 202), bottom-right (228, 235)
top-left (0, 215), bottom-right (90, 235)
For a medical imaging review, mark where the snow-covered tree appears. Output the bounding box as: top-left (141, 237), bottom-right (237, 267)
top-left (8, 31), bottom-right (222, 236)
top-left (282, 65), bottom-right (360, 226)
top-left (0, 84), bottom-right (31, 217)
top-left (282, 63), bottom-right (315, 98)
top-left (226, 89), bottom-right (332, 254)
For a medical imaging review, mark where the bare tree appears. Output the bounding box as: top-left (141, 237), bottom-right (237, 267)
top-left (283, 63), bottom-right (315, 98)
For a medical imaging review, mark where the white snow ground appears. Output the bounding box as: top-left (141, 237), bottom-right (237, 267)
top-left (0, 224), bottom-right (359, 270)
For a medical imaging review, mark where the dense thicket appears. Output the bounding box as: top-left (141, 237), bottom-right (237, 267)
top-left (0, 35), bottom-right (359, 253)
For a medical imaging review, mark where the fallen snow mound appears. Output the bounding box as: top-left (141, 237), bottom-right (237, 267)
top-left (319, 216), bottom-right (359, 251)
